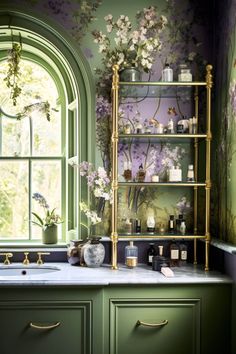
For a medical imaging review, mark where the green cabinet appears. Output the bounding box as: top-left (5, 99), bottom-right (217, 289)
top-left (0, 282), bottom-right (232, 354)
top-left (0, 288), bottom-right (103, 354)
top-left (103, 285), bottom-right (232, 354)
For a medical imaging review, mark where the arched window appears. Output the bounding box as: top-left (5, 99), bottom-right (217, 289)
top-left (0, 10), bottom-right (94, 244)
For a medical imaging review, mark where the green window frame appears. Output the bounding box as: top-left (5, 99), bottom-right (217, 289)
top-left (0, 9), bottom-right (95, 244)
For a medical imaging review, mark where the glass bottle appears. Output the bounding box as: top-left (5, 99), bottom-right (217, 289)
top-left (168, 215), bottom-right (175, 234)
top-left (123, 160), bottom-right (132, 182)
top-left (180, 220), bottom-right (186, 235)
top-left (136, 164), bottom-right (146, 182)
top-left (125, 241), bottom-right (138, 268)
top-left (124, 218), bottom-right (132, 234)
top-left (152, 245), bottom-right (167, 271)
top-left (162, 63), bottom-right (173, 82)
top-left (187, 165), bottom-right (195, 182)
top-left (176, 214), bottom-right (183, 233)
top-left (147, 243), bottom-right (156, 266)
top-left (147, 215), bottom-right (155, 233)
top-left (167, 117), bottom-right (174, 134)
top-left (178, 63), bottom-right (192, 82)
top-left (170, 241), bottom-right (179, 267)
top-left (179, 242), bottom-right (188, 266)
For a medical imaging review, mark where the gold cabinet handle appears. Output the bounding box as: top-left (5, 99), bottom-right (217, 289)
top-left (137, 319), bottom-right (168, 328)
top-left (29, 322), bottom-right (60, 330)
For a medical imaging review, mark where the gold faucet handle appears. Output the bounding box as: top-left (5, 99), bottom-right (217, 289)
top-left (0, 253), bottom-right (13, 265)
top-left (37, 252), bottom-right (50, 265)
top-left (23, 252), bottom-right (30, 265)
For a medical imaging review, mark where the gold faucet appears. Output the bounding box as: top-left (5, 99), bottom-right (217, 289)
top-left (37, 252), bottom-right (50, 265)
top-left (22, 252), bottom-right (30, 265)
top-left (0, 253), bottom-right (13, 265)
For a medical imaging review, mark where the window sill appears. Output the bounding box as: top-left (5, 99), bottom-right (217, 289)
top-left (0, 242), bottom-right (68, 252)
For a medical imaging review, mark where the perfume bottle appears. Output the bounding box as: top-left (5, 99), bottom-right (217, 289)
top-left (168, 215), bottom-right (175, 234)
top-left (167, 117), bottom-right (174, 134)
top-left (187, 165), bottom-right (195, 182)
top-left (168, 166), bottom-right (182, 182)
top-left (135, 123), bottom-right (144, 134)
top-left (152, 245), bottom-right (167, 271)
top-left (162, 63), bottom-right (173, 82)
top-left (147, 215), bottom-right (155, 233)
top-left (135, 219), bottom-right (141, 233)
top-left (179, 220), bottom-right (186, 235)
top-left (178, 63), bottom-right (192, 82)
top-left (123, 160), bottom-right (132, 182)
top-left (136, 164), bottom-right (146, 182)
top-left (125, 241), bottom-right (138, 268)
top-left (179, 242), bottom-right (188, 266)
top-left (147, 243), bottom-right (156, 266)
top-left (124, 123), bottom-right (131, 134)
top-left (176, 214), bottom-right (184, 233)
top-left (170, 241), bottom-right (179, 267)
top-left (158, 223), bottom-right (165, 235)
top-left (124, 218), bottom-right (132, 234)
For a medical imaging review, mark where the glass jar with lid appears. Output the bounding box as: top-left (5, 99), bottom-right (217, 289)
top-left (178, 63), bottom-right (192, 82)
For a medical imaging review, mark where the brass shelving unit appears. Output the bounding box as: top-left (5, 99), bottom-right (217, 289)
top-left (111, 64), bottom-right (213, 271)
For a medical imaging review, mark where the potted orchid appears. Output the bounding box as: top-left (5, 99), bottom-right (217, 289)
top-left (92, 6), bottom-right (167, 86)
top-left (31, 193), bottom-right (63, 244)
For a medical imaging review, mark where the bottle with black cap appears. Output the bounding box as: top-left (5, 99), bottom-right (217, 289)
top-left (147, 243), bottom-right (156, 266)
top-left (152, 245), bottom-right (168, 271)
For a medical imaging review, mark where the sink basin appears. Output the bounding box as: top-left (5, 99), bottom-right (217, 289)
top-left (0, 265), bottom-right (60, 276)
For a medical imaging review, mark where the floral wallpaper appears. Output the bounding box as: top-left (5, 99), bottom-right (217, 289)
top-left (212, 0), bottom-right (236, 244)
top-left (9, 0), bottom-right (212, 234)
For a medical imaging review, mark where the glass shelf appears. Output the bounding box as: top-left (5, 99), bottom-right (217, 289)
top-left (119, 133), bottom-right (207, 144)
top-left (119, 81), bottom-right (206, 99)
top-left (118, 182), bottom-right (206, 187)
top-left (118, 233), bottom-right (206, 239)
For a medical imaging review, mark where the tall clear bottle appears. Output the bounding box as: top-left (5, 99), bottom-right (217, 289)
top-left (125, 241), bottom-right (138, 268)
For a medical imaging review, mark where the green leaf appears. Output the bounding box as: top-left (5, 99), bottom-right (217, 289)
top-left (31, 220), bottom-right (43, 228)
top-left (31, 212), bottom-right (44, 225)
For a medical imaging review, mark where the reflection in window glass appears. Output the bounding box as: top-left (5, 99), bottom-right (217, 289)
top-left (2, 117), bottom-right (30, 156)
top-left (0, 161), bottom-right (29, 238)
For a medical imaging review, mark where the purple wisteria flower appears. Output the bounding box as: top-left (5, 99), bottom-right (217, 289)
top-left (32, 192), bottom-right (49, 209)
top-left (96, 96), bottom-right (111, 119)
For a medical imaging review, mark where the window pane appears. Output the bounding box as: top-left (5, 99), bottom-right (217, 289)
top-left (0, 160), bottom-right (29, 239)
top-left (31, 160), bottom-right (62, 240)
top-left (2, 116), bottom-right (30, 156)
top-left (32, 106), bottom-right (61, 156)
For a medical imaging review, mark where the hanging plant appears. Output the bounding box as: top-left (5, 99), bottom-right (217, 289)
top-left (17, 101), bottom-right (52, 121)
top-left (4, 31), bottom-right (22, 106)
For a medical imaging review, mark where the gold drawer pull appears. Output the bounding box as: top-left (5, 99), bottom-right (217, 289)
top-left (29, 322), bottom-right (61, 330)
top-left (137, 319), bottom-right (168, 328)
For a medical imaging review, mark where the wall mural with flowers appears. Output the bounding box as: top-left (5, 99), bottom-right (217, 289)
top-left (8, 0), bottom-right (212, 235)
top-left (212, 0), bottom-right (236, 245)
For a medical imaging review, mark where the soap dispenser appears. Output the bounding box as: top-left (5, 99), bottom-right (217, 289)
top-left (125, 241), bottom-right (138, 268)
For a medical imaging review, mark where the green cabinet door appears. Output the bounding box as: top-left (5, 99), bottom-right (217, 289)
top-left (109, 298), bottom-right (200, 354)
top-left (0, 301), bottom-right (91, 354)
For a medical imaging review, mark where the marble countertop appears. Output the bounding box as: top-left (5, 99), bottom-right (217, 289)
top-left (0, 263), bottom-right (232, 287)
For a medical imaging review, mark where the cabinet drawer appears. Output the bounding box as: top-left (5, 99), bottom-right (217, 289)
top-left (0, 301), bottom-right (91, 354)
top-left (109, 298), bottom-right (200, 354)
